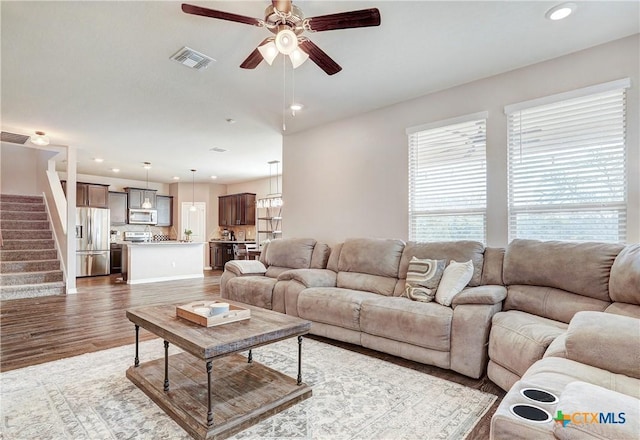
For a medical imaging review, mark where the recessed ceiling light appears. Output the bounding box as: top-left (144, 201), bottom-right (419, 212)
top-left (143, 162), bottom-right (151, 169)
top-left (94, 157), bottom-right (104, 163)
top-left (210, 175), bottom-right (218, 179)
top-left (209, 147), bottom-right (227, 153)
top-left (290, 103), bottom-right (304, 112)
top-left (225, 118), bottom-right (236, 124)
top-left (172, 176), bottom-right (180, 180)
top-left (545, 2), bottom-right (576, 20)
top-left (111, 168), bottom-right (120, 173)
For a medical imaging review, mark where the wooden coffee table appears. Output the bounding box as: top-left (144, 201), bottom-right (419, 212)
top-left (125, 301), bottom-right (312, 440)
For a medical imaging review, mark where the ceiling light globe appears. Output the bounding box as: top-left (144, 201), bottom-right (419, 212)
top-left (30, 131), bottom-right (50, 146)
top-left (275, 29), bottom-right (298, 55)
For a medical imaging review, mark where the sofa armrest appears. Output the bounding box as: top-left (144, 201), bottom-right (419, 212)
top-left (224, 260), bottom-right (267, 276)
top-left (277, 269), bottom-right (337, 288)
top-left (553, 381), bottom-right (639, 440)
top-left (566, 311), bottom-right (640, 379)
top-left (452, 285), bottom-right (507, 307)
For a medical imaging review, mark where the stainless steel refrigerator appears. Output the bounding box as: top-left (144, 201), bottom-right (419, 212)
top-left (76, 207), bottom-right (110, 277)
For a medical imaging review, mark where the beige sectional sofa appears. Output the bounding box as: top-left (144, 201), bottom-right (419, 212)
top-left (487, 239), bottom-right (626, 391)
top-left (221, 237), bottom-right (640, 438)
top-left (223, 237), bottom-right (507, 379)
top-left (490, 243), bottom-right (640, 439)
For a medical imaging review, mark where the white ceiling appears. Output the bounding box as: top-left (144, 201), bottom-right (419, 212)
top-left (2, 1), bottom-right (639, 184)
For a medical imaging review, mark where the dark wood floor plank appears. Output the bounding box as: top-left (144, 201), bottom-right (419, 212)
top-left (0, 270), bottom-right (503, 439)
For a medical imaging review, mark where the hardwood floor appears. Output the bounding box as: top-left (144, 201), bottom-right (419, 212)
top-left (0, 271), bottom-right (504, 439)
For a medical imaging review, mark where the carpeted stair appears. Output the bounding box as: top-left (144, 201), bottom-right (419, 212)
top-left (1, 194), bottom-right (65, 300)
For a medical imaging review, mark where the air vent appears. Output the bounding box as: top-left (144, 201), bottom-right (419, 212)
top-left (171, 46), bottom-right (215, 70)
top-left (1, 131), bottom-right (30, 144)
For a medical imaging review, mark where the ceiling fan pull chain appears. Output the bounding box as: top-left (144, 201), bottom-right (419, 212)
top-left (282, 54), bottom-right (287, 131)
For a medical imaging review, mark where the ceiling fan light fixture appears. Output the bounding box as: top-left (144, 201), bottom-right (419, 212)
top-left (275, 28), bottom-right (298, 55)
top-left (257, 40), bottom-right (278, 65)
top-left (30, 131), bottom-right (50, 146)
top-left (289, 47), bottom-right (309, 69)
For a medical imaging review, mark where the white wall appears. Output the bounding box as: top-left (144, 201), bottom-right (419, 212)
top-left (283, 35), bottom-right (640, 246)
top-left (1, 143), bottom-right (56, 195)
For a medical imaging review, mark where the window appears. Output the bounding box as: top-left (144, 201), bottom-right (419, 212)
top-left (407, 112), bottom-right (487, 243)
top-left (506, 79), bottom-right (629, 243)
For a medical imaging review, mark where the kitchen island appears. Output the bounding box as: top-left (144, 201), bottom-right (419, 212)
top-left (122, 241), bottom-right (205, 285)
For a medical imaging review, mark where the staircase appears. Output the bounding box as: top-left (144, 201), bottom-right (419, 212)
top-left (1, 194), bottom-right (65, 300)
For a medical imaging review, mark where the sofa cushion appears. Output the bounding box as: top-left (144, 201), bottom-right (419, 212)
top-left (565, 311), bottom-right (640, 379)
top-left (399, 241), bottom-right (485, 287)
top-left (605, 302), bottom-right (640, 318)
top-left (523, 357), bottom-right (640, 400)
top-left (338, 238), bottom-right (404, 278)
top-left (264, 238), bottom-right (317, 269)
top-left (553, 381), bottom-right (640, 440)
top-left (504, 284), bottom-right (610, 324)
top-left (310, 243), bottom-right (331, 269)
top-left (489, 311), bottom-right (567, 378)
top-left (481, 247), bottom-right (504, 286)
top-left (609, 244), bottom-right (640, 306)
top-left (336, 238), bottom-right (405, 296)
top-left (326, 243), bottom-right (342, 272)
top-left (360, 296), bottom-right (453, 351)
top-left (503, 239), bottom-right (623, 302)
top-left (435, 260), bottom-right (474, 306)
top-left (403, 257), bottom-right (445, 302)
top-left (225, 276), bottom-right (277, 309)
top-left (297, 287), bottom-right (380, 331)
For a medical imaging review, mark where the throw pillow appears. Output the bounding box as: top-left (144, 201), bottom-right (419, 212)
top-left (403, 257), bottom-right (446, 302)
top-left (435, 260), bottom-right (474, 306)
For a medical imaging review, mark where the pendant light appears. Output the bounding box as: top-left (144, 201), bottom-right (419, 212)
top-left (190, 169), bottom-right (197, 212)
top-left (142, 162), bottom-right (152, 209)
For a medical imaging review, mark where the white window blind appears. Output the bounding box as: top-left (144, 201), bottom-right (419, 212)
top-left (408, 114), bottom-right (487, 243)
top-left (507, 84), bottom-right (628, 243)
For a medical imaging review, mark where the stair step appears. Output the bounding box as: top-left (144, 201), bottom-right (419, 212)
top-left (1, 239), bottom-right (56, 250)
top-left (0, 201), bottom-right (46, 212)
top-left (0, 282), bottom-right (65, 301)
top-left (0, 270), bottom-right (63, 286)
top-left (1, 210), bottom-right (48, 221)
top-left (0, 220), bottom-right (50, 230)
top-left (0, 249), bottom-right (58, 261)
top-left (0, 194), bottom-right (44, 204)
top-left (1, 229), bottom-right (52, 240)
top-left (1, 259), bottom-right (61, 273)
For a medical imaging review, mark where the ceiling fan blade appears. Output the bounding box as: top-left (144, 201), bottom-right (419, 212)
top-left (181, 3), bottom-right (262, 26)
top-left (239, 38), bottom-right (271, 69)
top-left (299, 40), bottom-right (342, 75)
top-left (306, 8), bottom-right (381, 32)
top-left (272, 0), bottom-right (292, 14)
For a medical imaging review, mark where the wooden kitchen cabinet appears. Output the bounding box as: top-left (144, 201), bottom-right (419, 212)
top-left (109, 191), bottom-right (128, 225)
top-left (63, 181), bottom-right (109, 208)
top-left (218, 193), bottom-right (256, 226)
top-left (210, 242), bottom-right (234, 269)
top-left (156, 195), bottom-right (173, 226)
top-left (126, 188), bottom-right (157, 209)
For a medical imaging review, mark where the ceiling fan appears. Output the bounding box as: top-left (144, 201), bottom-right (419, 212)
top-left (181, 1), bottom-right (381, 75)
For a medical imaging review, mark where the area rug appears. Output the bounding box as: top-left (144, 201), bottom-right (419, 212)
top-left (1, 338), bottom-right (496, 439)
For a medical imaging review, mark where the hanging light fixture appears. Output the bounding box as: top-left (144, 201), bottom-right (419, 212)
top-left (142, 162), bottom-right (152, 209)
top-left (256, 160), bottom-right (283, 208)
top-left (30, 131), bottom-right (50, 146)
top-left (190, 169), bottom-right (197, 212)
top-left (257, 39), bottom-right (278, 65)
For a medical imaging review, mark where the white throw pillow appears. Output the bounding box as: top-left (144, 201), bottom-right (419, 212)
top-left (435, 260), bottom-right (474, 306)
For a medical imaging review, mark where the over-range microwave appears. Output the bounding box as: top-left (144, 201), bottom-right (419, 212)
top-left (128, 209), bottom-right (157, 225)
